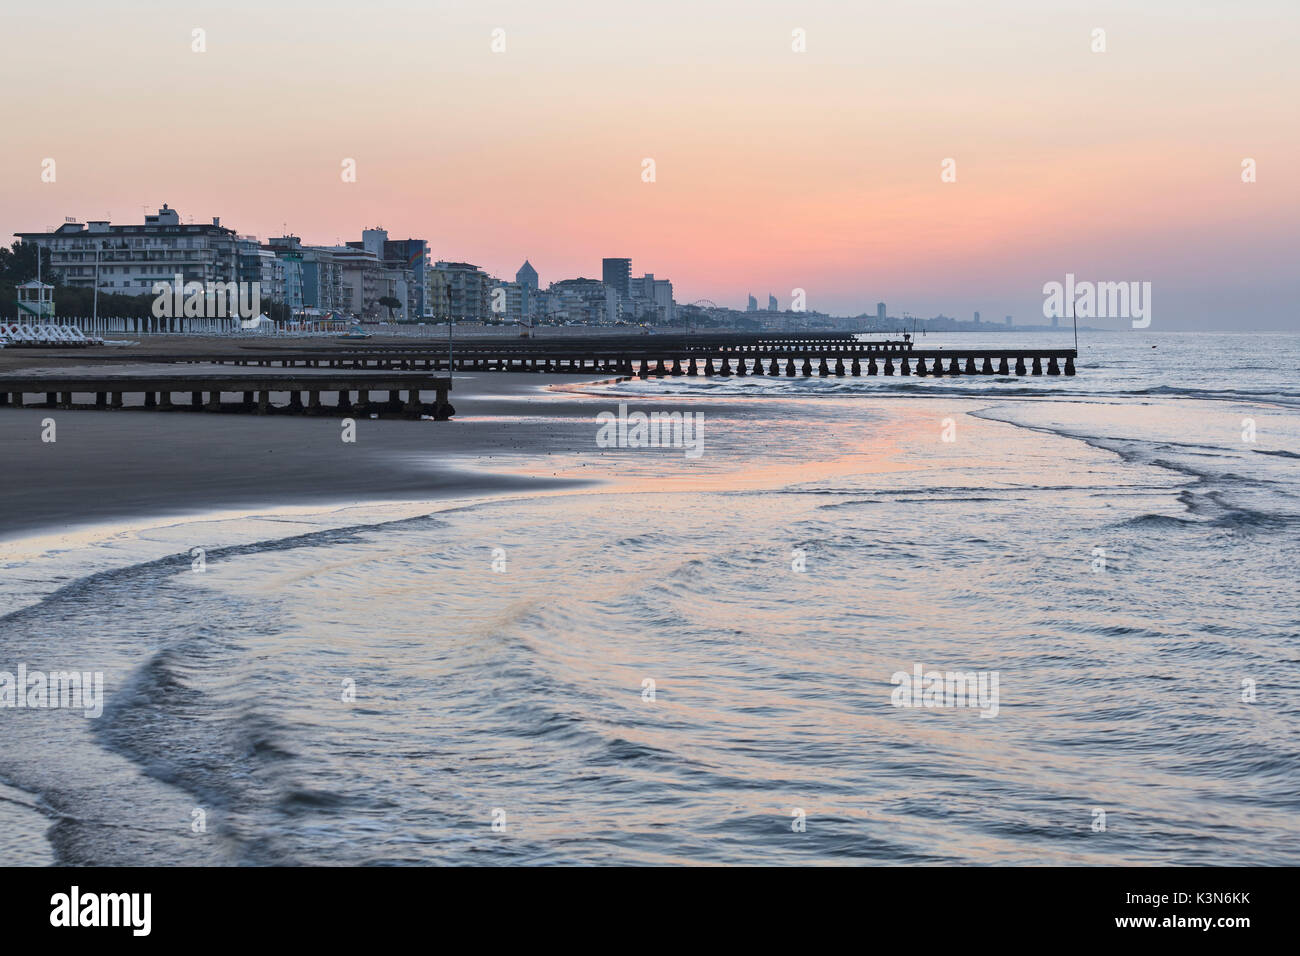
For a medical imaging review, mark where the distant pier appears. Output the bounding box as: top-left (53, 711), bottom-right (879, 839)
top-left (69, 333), bottom-right (1079, 378)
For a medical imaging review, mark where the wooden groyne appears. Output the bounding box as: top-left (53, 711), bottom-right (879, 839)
top-left (0, 372), bottom-right (454, 419)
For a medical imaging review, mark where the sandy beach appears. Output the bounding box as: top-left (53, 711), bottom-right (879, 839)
top-left (0, 340), bottom-right (842, 540)
top-left (0, 335), bottom-right (928, 541)
top-left (0, 364), bottom-right (614, 541)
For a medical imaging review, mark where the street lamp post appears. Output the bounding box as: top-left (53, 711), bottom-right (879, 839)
top-left (92, 240), bottom-right (102, 330)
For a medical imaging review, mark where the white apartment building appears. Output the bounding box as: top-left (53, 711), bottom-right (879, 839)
top-left (433, 261), bottom-right (494, 322)
top-left (626, 273), bottom-right (675, 324)
top-left (15, 204), bottom-right (239, 296)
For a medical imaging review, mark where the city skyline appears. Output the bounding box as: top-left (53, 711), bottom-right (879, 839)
top-left (3, 201), bottom-right (1269, 328)
top-left (2, 0), bottom-right (1297, 329)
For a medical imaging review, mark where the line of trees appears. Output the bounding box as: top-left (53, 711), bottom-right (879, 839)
top-left (0, 240), bottom-right (160, 320)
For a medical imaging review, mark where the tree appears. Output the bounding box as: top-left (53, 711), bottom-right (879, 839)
top-left (377, 295), bottom-right (402, 320)
top-left (0, 241), bottom-right (55, 319)
top-left (0, 240), bottom-right (50, 283)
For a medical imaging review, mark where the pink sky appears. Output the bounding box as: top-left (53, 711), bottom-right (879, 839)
top-left (2, 0), bottom-right (1296, 327)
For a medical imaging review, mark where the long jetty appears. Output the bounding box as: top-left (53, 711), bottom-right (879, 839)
top-left (0, 371), bottom-right (454, 418)
top-left (0, 334), bottom-right (1074, 421)
top-left (70, 333), bottom-right (1079, 378)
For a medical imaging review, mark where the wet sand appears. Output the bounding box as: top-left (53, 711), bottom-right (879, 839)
top-left (0, 336), bottom-right (942, 541)
top-left (0, 370), bottom-right (614, 541)
top-left (0, 360), bottom-right (817, 541)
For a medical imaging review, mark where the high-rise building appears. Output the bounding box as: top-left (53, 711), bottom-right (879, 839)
top-left (381, 237), bottom-right (430, 317)
top-left (1005, 315), bottom-right (1013, 326)
top-left (236, 237), bottom-right (276, 300)
top-left (768, 293), bottom-right (778, 311)
top-left (434, 261), bottom-right (493, 322)
top-left (359, 228), bottom-right (386, 258)
top-left (500, 282), bottom-right (532, 324)
top-left (516, 260), bottom-right (539, 292)
top-left (268, 236), bottom-right (345, 315)
top-left (626, 273), bottom-right (675, 323)
top-left (602, 258), bottom-right (631, 298)
top-left (265, 236), bottom-right (303, 312)
top-left (747, 294), bottom-right (758, 311)
top-left (344, 229), bottom-right (427, 319)
top-left (876, 302), bottom-right (886, 323)
top-left (550, 278), bottom-right (619, 325)
top-left (510, 261), bottom-right (539, 322)
top-left (333, 245), bottom-right (393, 320)
top-left (426, 268), bottom-right (450, 319)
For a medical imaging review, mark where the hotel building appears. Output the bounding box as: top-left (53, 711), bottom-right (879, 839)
top-left (14, 204), bottom-right (238, 296)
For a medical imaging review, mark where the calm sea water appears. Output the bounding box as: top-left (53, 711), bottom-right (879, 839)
top-left (1, 331), bottom-right (1297, 865)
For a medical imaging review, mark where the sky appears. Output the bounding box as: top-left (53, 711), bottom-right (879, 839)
top-left (1, 0), bottom-right (1296, 329)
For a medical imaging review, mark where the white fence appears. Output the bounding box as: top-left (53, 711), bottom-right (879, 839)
top-left (44, 315), bottom-right (244, 334)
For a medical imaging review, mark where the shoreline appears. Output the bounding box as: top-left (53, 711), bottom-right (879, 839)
top-left (0, 364), bottom-right (956, 545)
top-left (0, 372), bottom-right (610, 543)
top-left (0, 781), bottom-right (56, 868)
top-left (5, 363), bottom-right (1279, 546)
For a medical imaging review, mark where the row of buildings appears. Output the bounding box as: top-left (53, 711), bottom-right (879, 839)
top-left (14, 206), bottom-right (676, 326)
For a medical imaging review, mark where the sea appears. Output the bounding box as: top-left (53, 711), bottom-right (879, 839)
top-left (1, 330), bottom-right (1297, 865)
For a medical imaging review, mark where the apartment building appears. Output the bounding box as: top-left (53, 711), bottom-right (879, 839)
top-left (433, 261), bottom-right (494, 322)
top-left (548, 278), bottom-right (619, 325)
top-left (14, 204), bottom-right (238, 295)
top-left (626, 273), bottom-right (675, 324)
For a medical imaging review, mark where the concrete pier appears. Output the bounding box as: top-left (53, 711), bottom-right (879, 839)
top-left (59, 333), bottom-right (1079, 382)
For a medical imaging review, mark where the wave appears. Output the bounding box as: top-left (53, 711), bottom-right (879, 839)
top-left (590, 378), bottom-right (1300, 408)
top-left (1117, 513), bottom-right (1197, 529)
